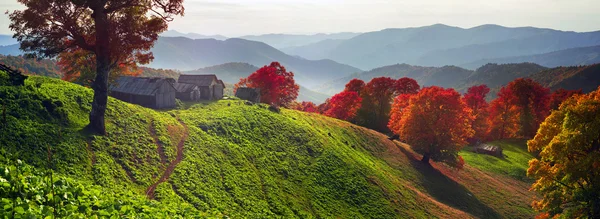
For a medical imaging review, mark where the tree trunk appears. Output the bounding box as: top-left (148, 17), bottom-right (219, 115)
top-left (88, 5), bottom-right (110, 135)
top-left (421, 153), bottom-right (431, 164)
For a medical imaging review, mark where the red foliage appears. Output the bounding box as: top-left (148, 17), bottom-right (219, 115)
top-left (488, 87), bottom-right (520, 140)
top-left (503, 78), bottom-right (550, 138)
top-left (394, 77), bottom-right (420, 95)
top-left (317, 99), bottom-right (331, 114)
top-left (325, 91), bottom-right (362, 121)
top-left (392, 86), bottom-right (473, 166)
top-left (345, 79), bottom-right (366, 94)
top-left (462, 85), bottom-right (491, 142)
top-left (235, 62), bottom-right (299, 107)
top-left (292, 101), bottom-right (319, 113)
top-left (388, 94), bottom-right (412, 134)
top-left (549, 88), bottom-right (583, 110)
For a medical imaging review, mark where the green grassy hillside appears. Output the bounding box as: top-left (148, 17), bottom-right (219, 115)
top-left (0, 75), bottom-right (536, 218)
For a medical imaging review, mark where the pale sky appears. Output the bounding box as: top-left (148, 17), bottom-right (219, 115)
top-left (1, 0), bottom-right (600, 36)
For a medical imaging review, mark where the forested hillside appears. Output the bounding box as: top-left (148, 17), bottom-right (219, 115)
top-left (317, 64), bottom-right (473, 95)
top-left (529, 64), bottom-right (600, 92)
top-left (0, 74), bottom-right (536, 218)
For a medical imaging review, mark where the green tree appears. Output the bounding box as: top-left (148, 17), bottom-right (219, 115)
top-left (527, 87), bottom-right (600, 218)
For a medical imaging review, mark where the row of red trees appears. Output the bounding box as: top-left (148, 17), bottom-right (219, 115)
top-left (291, 76), bottom-right (581, 168)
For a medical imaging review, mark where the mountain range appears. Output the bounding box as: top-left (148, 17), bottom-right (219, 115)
top-left (461, 45), bottom-right (600, 70)
top-left (284, 24), bottom-right (600, 69)
top-left (148, 37), bottom-right (362, 88)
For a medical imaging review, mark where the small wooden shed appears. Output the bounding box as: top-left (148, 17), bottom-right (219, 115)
top-left (474, 144), bottom-right (503, 157)
top-left (110, 76), bottom-right (177, 109)
top-left (235, 87), bottom-right (261, 103)
top-left (177, 74), bottom-right (225, 100)
top-left (174, 82), bottom-right (201, 101)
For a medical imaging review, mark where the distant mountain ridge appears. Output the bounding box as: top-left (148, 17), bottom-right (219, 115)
top-left (529, 64), bottom-right (600, 93)
top-left (239, 32), bottom-right (361, 49)
top-left (462, 45), bottom-right (600, 69)
top-left (148, 37), bottom-right (362, 88)
top-left (160, 30), bottom-right (228, 40)
top-left (285, 24), bottom-right (600, 69)
top-left (0, 35), bottom-right (18, 46)
top-left (316, 63), bottom-right (473, 95)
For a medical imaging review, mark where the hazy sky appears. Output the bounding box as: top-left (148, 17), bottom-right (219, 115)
top-left (2, 0), bottom-right (600, 36)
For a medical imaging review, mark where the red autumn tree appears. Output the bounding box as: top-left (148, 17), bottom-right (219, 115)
top-left (488, 87), bottom-right (520, 140)
top-left (355, 77), bottom-right (419, 132)
top-left (498, 78), bottom-right (550, 138)
top-left (9, 0), bottom-right (184, 135)
top-left (317, 99), bottom-right (331, 114)
top-left (59, 49), bottom-right (141, 86)
top-left (393, 86), bottom-right (473, 167)
top-left (462, 85), bottom-right (491, 142)
top-left (387, 94), bottom-right (412, 135)
top-left (235, 62), bottom-right (299, 107)
top-left (292, 101), bottom-right (318, 113)
top-left (394, 77), bottom-right (420, 94)
top-left (325, 91), bottom-right (362, 121)
top-left (548, 88), bottom-right (583, 110)
top-left (345, 78), bottom-right (366, 94)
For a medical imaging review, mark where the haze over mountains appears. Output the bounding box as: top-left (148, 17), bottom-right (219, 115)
top-left (2, 23), bottom-right (600, 98)
top-left (148, 37), bottom-right (362, 88)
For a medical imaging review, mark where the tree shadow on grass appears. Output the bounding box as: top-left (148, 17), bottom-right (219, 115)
top-left (396, 145), bottom-right (502, 219)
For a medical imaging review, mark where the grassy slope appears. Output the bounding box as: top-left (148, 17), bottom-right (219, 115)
top-left (0, 75), bottom-right (536, 218)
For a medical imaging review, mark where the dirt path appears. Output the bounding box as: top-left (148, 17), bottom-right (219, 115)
top-left (145, 118), bottom-right (188, 199)
top-left (148, 120), bottom-right (168, 166)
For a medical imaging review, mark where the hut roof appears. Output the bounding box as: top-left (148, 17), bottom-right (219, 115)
top-left (217, 79), bottom-right (226, 88)
top-left (110, 76), bottom-right (175, 96)
top-left (178, 74), bottom-right (218, 87)
top-left (173, 82), bottom-right (198, 92)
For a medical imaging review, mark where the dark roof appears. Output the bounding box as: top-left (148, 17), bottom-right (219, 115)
top-left (173, 82), bottom-right (198, 92)
top-left (110, 76), bottom-right (175, 96)
top-left (217, 79), bottom-right (226, 88)
top-left (178, 74), bottom-right (218, 87)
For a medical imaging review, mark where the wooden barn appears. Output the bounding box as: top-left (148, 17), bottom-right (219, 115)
top-left (110, 76), bottom-right (177, 109)
top-left (174, 82), bottom-right (201, 101)
top-left (235, 87), bottom-right (261, 103)
top-left (474, 144), bottom-right (503, 157)
top-left (177, 74), bottom-right (225, 100)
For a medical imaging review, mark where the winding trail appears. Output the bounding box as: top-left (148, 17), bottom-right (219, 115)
top-left (145, 118), bottom-right (188, 199)
top-left (149, 120), bottom-right (168, 166)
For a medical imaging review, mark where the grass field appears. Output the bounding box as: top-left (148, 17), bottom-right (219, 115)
top-left (460, 140), bottom-right (535, 181)
top-left (0, 75), bottom-right (538, 218)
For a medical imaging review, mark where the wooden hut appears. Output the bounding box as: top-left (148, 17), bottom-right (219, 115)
top-left (235, 87), bottom-right (261, 103)
top-left (474, 144), bottom-right (503, 157)
top-left (177, 74), bottom-right (225, 100)
top-left (174, 83), bottom-right (201, 101)
top-left (110, 76), bottom-right (177, 109)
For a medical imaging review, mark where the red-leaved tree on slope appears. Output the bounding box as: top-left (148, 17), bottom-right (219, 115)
top-left (355, 77), bottom-right (419, 132)
top-left (291, 101), bottom-right (318, 113)
top-left (235, 62), bottom-right (299, 107)
top-left (462, 85), bottom-right (491, 142)
top-left (508, 78), bottom-right (550, 138)
top-left (548, 88), bottom-right (583, 110)
top-left (325, 91), bottom-right (362, 121)
top-left (393, 86), bottom-right (473, 168)
top-left (344, 78), bottom-right (366, 94)
top-left (388, 94), bottom-right (412, 135)
top-left (488, 86), bottom-right (520, 140)
top-left (9, 0), bottom-right (184, 135)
